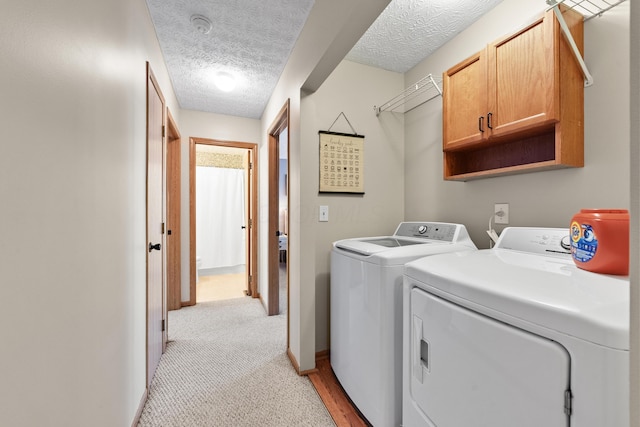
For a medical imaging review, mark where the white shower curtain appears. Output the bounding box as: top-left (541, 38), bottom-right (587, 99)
top-left (196, 166), bottom-right (246, 270)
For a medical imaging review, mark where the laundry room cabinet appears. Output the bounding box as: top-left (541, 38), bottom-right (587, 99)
top-left (442, 50), bottom-right (487, 150)
top-left (442, 6), bottom-right (584, 181)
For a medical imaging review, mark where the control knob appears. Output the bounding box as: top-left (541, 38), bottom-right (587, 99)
top-left (418, 225), bottom-right (428, 234)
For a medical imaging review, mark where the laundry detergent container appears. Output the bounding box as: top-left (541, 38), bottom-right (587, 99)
top-left (570, 209), bottom-right (629, 275)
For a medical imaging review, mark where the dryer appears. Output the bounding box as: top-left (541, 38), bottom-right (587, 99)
top-left (403, 227), bottom-right (629, 427)
top-left (330, 222), bottom-right (477, 427)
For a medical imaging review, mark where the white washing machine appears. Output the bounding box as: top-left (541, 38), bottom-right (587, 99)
top-left (403, 227), bottom-right (629, 427)
top-left (330, 222), bottom-right (477, 427)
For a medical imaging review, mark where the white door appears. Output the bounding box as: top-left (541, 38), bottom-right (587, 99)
top-left (146, 65), bottom-right (165, 386)
top-left (409, 288), bottom-right (570, 427)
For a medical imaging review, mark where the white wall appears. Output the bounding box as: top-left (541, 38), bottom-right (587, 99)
top-left (0, 0), bottom-right (178, 425)
top-left (177, 110), bottom-right (261, 302)
top-left (300, 60), bottom-right (405, 351)
top-left (259, 0), bottom-right (391, 371)
top-left (404, 0), bottom-right (630, 248)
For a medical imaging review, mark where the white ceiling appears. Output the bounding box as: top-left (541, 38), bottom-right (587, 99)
top-left (346, 0), bottom-right (504, 73)
top-left (146, 0), bottom-right (504, 120)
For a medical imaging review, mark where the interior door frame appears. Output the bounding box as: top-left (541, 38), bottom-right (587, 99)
top-left (188, 137), bottom-right (259, 305)
top-left (166, 109), bottom-right (181, 313)
top-left (267, 100), bottom-right (290, 317)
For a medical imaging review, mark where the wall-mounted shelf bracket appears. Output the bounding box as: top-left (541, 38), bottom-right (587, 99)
top-left (549, 0), bottom-right (627, 20)
top-left (546, 0), bottom-right (593, 86)
top-left (374, 74), bottom-right (442, 116)
top-left (547, 0), bottom-right (626, 87)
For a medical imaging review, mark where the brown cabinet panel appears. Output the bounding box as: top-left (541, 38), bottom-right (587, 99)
top-left (443, 50), bottom-right (487, 150)
top-left (488, 14), bottom-right (558, 137)
top-left (442, 6), bottom-right (583, 180)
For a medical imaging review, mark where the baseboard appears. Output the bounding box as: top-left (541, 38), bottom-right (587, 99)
top-left (299, 366), bottom-right (319, 375)
top-left (131, 388), bottom-right (148, 427)
top-left (316, 349), bottom-right (329, 361)
top-left (287, 348), bottom-right (319, 376)
top-left (287, 348), bottom-right (300, 373)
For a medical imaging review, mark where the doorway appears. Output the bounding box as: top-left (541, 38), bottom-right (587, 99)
top-left (189, 138), bottom-right (258, 305)
top-left (166, 109), bottom-right (181, 312)
top-left (276, 128), bottom-right (289, 314)
top-left (268, 100), bottom-right (290, 317)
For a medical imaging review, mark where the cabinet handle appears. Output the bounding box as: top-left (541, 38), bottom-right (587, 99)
top-left (478, 116), bottom-right (484, 132)
top-left (487, 112), bottom-right (493, 129)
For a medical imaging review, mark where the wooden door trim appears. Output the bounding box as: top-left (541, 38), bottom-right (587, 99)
top-left (187, 138), bottom-right (196, 306)
top-left (188, 137), bottom-right (259, 306)
top-left (166, 108), bottom-right (181, 312)
top-left (267, 100), bottom-right (290, 319)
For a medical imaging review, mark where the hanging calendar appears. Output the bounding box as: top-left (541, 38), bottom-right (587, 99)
top-left (319, 131), bottom-right (364, 194)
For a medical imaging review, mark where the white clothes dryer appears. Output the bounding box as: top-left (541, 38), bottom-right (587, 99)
top-left (330, 222), bottom-right (477, 427)
top-left (402, 227), bottom-right (629, 427)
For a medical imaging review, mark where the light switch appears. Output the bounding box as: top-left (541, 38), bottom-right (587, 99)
top-left (319, 205), bottom-right (329, 222)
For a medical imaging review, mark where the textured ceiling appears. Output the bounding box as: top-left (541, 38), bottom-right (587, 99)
top-left (346, 0), bottom-right (504, 73)
top-left (146, 0), bottom-right (315, 119)
top-left (146, 0), bottom-right (504, 119)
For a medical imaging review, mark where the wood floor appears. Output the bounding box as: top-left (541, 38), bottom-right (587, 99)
top-left (196, 273), bottom-right (246, 302)
top-left (308, 355), bottom-right (369, 427)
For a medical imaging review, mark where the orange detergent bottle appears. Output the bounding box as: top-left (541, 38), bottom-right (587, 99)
top-left (570, 209), bottom-right (629, 275)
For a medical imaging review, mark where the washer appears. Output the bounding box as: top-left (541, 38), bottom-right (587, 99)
top-left (403, 227), bottom-right (629, 427)
top-left (330, 222), bottom-right (477, 427)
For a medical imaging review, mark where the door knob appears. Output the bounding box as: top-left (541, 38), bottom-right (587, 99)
top-left (241, 226), bottom-right (246, 229)
top-left (148, 242), bottom-right (161, 252)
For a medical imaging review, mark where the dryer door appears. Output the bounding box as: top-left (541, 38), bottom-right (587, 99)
top-left (409, 288), bottom-right (570, 427)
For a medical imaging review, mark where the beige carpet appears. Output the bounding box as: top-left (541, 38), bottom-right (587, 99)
top-left (137, 297), bottom-right (334, 427)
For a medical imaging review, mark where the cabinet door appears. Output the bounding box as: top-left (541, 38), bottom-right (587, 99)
top-left (442, 49), bottom-right (487, 150)
top-left (487, 12), bottom-right (558, 138)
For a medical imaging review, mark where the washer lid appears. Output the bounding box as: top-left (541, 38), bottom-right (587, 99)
top-left (333, 237), bottom-right (476, 265)
top-left (335, 236), bottom-right (429, 255)
top-left (333, 222), bottom-right (477, 260)
top-left (404, 249), bottom-right (629, 350)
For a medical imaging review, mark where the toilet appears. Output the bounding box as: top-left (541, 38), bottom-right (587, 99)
top-left (196, 256), bottom-right (202, 283)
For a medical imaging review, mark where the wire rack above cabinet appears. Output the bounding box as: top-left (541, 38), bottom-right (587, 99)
top-left (548, 0), bottom-right (627, 21)
top-left (374, 74), bottom-right (442, 116)
top-left (546, 0), bottom-right (627, 86)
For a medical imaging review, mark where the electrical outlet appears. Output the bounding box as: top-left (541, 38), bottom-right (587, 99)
top-left (319, 205), bottom-right (329, 222)
top-left (494, 203), bottom-right (509, 224)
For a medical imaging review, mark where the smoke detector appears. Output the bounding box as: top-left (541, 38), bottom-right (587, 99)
top-left (191, 14), bottom-right (212, 35)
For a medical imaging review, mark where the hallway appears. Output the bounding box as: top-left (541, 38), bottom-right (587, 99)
top-left (137, 297), bottom-right (333, 426)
